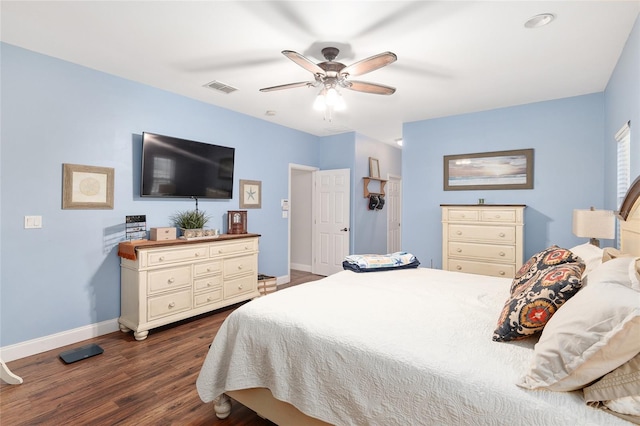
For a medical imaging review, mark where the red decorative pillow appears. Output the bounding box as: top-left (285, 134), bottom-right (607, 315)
top-left (493, 246), bottom-right (585, 342)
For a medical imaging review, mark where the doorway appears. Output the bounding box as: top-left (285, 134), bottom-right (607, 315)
top-left (288, 164), bottom-right (351, 277)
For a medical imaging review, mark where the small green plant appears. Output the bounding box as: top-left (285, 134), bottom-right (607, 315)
top-left (170, 209), bottom-right (210, 229)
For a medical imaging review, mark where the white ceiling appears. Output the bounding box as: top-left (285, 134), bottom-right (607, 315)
top-left (2, 1), bottom-right (639, 146)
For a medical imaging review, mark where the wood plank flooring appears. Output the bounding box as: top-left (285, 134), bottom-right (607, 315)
top-left (0, 270), bottom-right (324, 426)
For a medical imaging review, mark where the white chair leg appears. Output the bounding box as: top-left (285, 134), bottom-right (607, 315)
top-left (1, 360), bottom-right (23, 385)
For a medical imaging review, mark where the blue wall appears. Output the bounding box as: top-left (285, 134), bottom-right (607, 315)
top-left (0, 44), bottom-right (320, 346)
top-left (604, 14), bottom-right (640, 207)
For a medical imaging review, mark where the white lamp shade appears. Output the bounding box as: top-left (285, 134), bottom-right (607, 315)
top-left (572, 209), bottom-right (615, 239)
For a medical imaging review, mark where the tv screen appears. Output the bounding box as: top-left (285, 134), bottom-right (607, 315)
top-left (141, 132), bottom-right (234, 199)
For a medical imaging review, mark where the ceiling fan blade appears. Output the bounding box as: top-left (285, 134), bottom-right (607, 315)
top-left (344, 80), bottom-right (396, 95)
top-left (341, 52), bottom-right (397, 77)
top-left (259, 81), bottom-right (313, 92)
top-left (282, 50), bottom-right (326, 75)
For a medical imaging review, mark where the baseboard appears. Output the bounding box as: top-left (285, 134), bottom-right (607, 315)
top-left (290, 263), bottom-right (311, 272)
top-left (0, 318), bottom-right (120, 362)
top-left (276, 274), bottom-right (289, 286)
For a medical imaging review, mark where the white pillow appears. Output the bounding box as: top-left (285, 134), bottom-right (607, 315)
top-left (569, 243), bottom-right (603, 276)
top-left (584, 256), bottom-right (640, 291)
top-left (517, 279), bottom-right (640, 391)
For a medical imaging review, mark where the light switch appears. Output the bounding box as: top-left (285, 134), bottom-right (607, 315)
top-left (24, 215), bottom-right (42, 229)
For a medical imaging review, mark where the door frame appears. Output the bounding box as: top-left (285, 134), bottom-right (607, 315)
top-left (288, 163), bottom-right (318, 281)
top-left (386, 174), bottom-right (402, 253)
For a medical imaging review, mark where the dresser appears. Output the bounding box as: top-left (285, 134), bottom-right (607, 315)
top-left (441, 205), bottom-right (525, 278)
top-left (118, 234), bottom-right (259, 340)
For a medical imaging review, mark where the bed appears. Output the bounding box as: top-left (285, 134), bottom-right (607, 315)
top-left (196, 177), bottom-right (640, 425)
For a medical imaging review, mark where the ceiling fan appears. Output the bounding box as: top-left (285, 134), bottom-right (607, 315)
top-left (259, 47), bottom-right (397, 97)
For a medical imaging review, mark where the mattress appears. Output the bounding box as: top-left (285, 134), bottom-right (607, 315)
top-left (196, 268), bottom-right (628, 425)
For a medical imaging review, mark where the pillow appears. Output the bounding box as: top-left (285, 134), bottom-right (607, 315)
top-left (342, 252), bottom-right (420, 273)
top-left (510, 245), bottom-right (582, 295)
top-left (569, 242), bottom-right (603, 276)
top-left (584, 256), bottom-right (640, 291)
top-left (493, 246), bottom-right (585, 342)
top-left (583, 352), bottom-right (640, 421)
top-left (493, 262), bottom-right (585, 342)
top-left (517, 279), bottom-right (640, 391)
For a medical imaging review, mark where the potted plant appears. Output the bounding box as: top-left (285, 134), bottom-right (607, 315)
top-left (170, 209), bottom-right (211, 238)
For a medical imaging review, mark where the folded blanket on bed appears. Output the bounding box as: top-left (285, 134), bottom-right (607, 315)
top-left (343, 252), bottom-right (420, 272)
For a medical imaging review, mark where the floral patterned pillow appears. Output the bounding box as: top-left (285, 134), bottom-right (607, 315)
top-left (493, 246), bottom-right (585, 342)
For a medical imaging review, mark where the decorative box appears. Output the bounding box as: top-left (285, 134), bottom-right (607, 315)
top-left (227, 210), bottom-right (247, 234)
top-left (150, 227), bottom-right (177, 241)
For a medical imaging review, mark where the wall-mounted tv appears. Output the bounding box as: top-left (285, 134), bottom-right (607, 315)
top-left (141, 132), bottom-right (235, 199)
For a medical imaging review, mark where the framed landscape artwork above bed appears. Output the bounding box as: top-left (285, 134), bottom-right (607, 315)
top-left (443, 148), bottom-right (534, 191)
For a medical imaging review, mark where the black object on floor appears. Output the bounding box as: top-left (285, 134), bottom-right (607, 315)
top-left (59, 343), bottom-right (104, 364)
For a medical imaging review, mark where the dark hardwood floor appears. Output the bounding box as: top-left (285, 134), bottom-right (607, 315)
top-left (0, 270), bottom-right (324, 426)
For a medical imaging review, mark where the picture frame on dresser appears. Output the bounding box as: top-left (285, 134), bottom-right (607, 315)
top-left (443, 149), bottom-right (534, 191)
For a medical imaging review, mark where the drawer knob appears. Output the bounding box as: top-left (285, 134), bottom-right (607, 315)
top-left (207, 281), bottom-right (212, 287)
top-left (195, 252), bottom-right (200, 257)
top-left (238, 284), bottom-right (243, 290)
top-left (499, 252), bottom-right (505, 257)
top-left (168, 302), bottom-right (176, 308)
top-left (499, 271), bottom-right (506, 276)
top-left (207, 267), bottom-right (212, 272)
top-left (456, 231), bottom-right (462, 235)
top-left (159, 256), bottom-right (165, 261)
top-left (456, 265), bottom-right (462, 270)
top-left (245, 246), bottom-right (249, 250)
top-left (495, 215), bottom-right (500, 218)
top-left (207, 296), bottom-right (212, 302)
top-left (499, 232), bottom-right (505, 237)
top-left (456, 248), bottom-right (462, 253)
top-left (168, 277), bottom-right (175, 284)
top-left (237, 265), bottom-right (243, 270)
top-left (218, 249), bottom-right (223, 254)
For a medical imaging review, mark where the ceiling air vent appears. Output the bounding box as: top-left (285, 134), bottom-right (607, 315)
top-left (203, 80), bottom-right (238, 94)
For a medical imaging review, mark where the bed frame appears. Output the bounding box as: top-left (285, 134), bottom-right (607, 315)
top-left (213, 175), bottom-right (640, 425)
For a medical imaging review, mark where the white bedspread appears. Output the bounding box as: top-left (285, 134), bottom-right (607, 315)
top-left (196, 268), bottom-right (628, 425)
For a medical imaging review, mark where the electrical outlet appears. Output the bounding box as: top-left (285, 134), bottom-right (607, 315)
top-left (24, 215), bottom-right (42, 229)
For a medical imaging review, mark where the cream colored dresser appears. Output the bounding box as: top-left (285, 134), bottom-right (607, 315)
top-left (441, 205), bottom-right (525, 278)
top-left (118, 234), bottom-right (259, 340)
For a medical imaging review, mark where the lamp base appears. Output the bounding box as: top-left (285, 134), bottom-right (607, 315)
top-left (589, 238), bottom-right (601, 247)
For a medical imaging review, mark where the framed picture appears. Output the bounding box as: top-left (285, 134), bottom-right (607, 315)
top-left (62, 163), bottom-right (114, 209)
top-left (239, 179), bottom-right (261, 209)
top-left (369, 157), bottom-right (380, 178)
top-left (443, 149), bottom-right (534, 191)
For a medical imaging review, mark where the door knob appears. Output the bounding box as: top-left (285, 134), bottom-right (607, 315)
top-left (340, 227), bottom-right (349, 232)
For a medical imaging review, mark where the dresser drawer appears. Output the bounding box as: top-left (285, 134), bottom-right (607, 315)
top-left (224, 254), bottom-right (256, 277)
top-left (480, 209), bottom-right (518, 223)
top-left (194, 260), bottom-right (222, 278)
top-left (448, 224), bottom-right (515, 244)
top-left (224, 274), bottom-right (256, 299)
top-left (147, 289), bottom-right (192, 320)
top-left (146, 246), bottom-right (207, 266)
top-left (147, 266), bottom-right (191, 294)
top-left (447, 209), bottom-right (479, 222)
top-left (194, 288), bottom-right (223, 307)
top-left (448, 241), bottom-right (516, 263)
top-left (194, 275), bottom-right (222, 292)
top-left (446, 259), bottom-right (515, 278)
top-left (211, 239), bottom-right (257, 257)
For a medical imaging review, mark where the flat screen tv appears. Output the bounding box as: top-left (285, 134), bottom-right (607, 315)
top-left (141, 132), bottom-right (234, 199)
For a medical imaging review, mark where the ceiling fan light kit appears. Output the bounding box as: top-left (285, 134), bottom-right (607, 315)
top-left (260, 47), bottom-right (397, 117)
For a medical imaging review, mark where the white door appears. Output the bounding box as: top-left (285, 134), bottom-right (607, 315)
top-left (313, 168), bottom-right (350, 276)
top-left (387, 175), bottom-right (402, 253)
